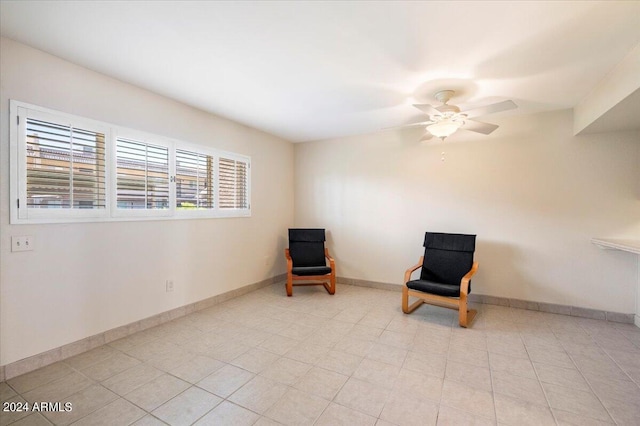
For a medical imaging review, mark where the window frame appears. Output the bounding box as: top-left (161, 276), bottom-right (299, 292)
top-left (11, 103), bottom-right (113, 223)
top-left (217, 151), bottom-right (251, 217)
top-left (10, 100), bottom-right (251, 224)
top-left (111, 128), bottom-right (174, 219)
top-left (173, 141), bottom-right (221, 220)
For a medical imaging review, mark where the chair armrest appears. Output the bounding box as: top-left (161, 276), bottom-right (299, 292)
top-left (460, 262), bottom-right (479, 295)
top-left (404, 256), bottom-right (424, 284)
top-left (325, 248), bottom-right (335, 269)
top-left (284, 248), bottom-right (293, 271)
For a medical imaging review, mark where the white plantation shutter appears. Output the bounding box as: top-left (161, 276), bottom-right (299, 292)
top-left (11, 101), bottom-right (251, 223)
top-left (176, 149), bottom-right (214, 209)
top-left (116, 138), bottom-right (170, 210)
top-left (25, 117), bottom-right (106, 210)
top-left (218, 156), bottom-right (249, 210)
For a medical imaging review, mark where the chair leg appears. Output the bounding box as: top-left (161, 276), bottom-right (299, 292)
top-left (402, 286), bottom-right (423, 314)
top-left (286, 274), bottom-right (293, 297)
top-left (322, 275), bottom-right (335, 295)
top-left (458, 298), bottom-right (477, 328)
top-left (459, 308), bottom-right (478, 328)
top-left (402, 286), bottom-right (409, 313)
top-left (459, 303), bottom-right (467, 327)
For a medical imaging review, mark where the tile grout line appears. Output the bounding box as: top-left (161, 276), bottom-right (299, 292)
top-left (5, 285), bottom-right (639, 426)
top-left (586, 323), bottom-right (640, 424)
top-left (484, 321), bottom-right (500, 425)
top-left (435, 313), bottom-right (456, 424)
top-left (61, 338), bottom-right (212, 424)
top-left (552, 323), bottom-right (619, 425)
top-left (521, 320), bottom-right (561, 426)
top-left (55, 351), bottom-right (143, 426)
top-left (598, 337), bottom-right (640, 389)
top-left (437, 311), bottom-right (496, 424)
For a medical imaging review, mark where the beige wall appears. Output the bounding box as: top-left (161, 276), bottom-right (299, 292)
top-left (2, 35), bottom-right (639, 367)
top-left (295, 110), bottom-right (640, 313)
top-left (0, 38), bottom-right (295, 365)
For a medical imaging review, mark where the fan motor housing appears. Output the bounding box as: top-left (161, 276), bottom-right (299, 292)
top-left (436, 104), bottom-right (460, 114)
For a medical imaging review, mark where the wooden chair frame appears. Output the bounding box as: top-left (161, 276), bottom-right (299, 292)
top-left (402, 256), bottom-right (479, 327)
top-left (284, 248), bottom-right (336, 297)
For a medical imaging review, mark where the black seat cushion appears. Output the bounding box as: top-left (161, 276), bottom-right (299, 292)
top-left (289, 229), bottom-right (326, 243)
top-left (406, 279), bottom-right (461, 297)
top-left (290, 241), bottom-right (326, 267)
top-left (420, 233), bottom-right (475, 288)
top-left (424, 232), bottom-right (475, 252)
top-left (292, 266), bottom-right (332, 276)
top-left (289, 228), bottom-right (327, 268)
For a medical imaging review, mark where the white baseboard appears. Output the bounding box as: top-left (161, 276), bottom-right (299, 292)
top-left (1, 274), bottom-right (286, 381)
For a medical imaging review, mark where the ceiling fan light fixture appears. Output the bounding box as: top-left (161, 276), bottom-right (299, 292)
top-left (427, 119), bottom-right (463, 140)
top-left (410, 90), bottom-right (517, 141)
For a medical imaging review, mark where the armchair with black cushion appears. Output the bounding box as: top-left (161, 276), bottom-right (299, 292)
top-left (284, 228), bottom-right (336, 297)
top-left (402, 232), bottom-right (479, 327)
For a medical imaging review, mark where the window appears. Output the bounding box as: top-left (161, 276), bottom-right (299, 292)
top-left (219, 156), bottom-right (249, 210)
top-left (10, 101), bottom-right (250, 224)
top-left (176, 149), bottom-right (214, 210)
top-left (26, 118), bottom-right (106, 210)
top-left (116, 138), bottom-right (170, 211)
top-left (11, 106), bottom-right (110, 222)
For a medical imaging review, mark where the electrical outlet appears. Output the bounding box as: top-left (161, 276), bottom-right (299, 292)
top-left (166, 280), bottom-right (174, 292)
top-left (12, 236), bottom-right (34, 252)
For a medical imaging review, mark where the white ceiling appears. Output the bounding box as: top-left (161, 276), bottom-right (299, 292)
top-left (1, 1), bottom-right (639, 142)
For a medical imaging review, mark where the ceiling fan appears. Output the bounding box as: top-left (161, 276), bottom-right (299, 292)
top-left (403, 90), bottom-right (517, 141)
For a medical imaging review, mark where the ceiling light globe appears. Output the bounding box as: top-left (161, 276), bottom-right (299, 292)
top-left (427, 119), bottom-right (463, 139)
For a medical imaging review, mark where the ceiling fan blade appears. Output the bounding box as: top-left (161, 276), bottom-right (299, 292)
top-left (419, 132), bottom-right (434, 142)
top-left (413, 103), bottom-right (441, 117)
top-left (383, 121), bottom-right (432, 130)
top-left (462, 100), bottom-right (517, 119)
top-left (461, 119), bottom-right (499, 135)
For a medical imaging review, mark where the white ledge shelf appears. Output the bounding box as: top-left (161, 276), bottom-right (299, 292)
top-left (592, 238), bottom-right (640, 255)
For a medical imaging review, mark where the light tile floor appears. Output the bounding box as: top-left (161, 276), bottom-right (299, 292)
top-left (2, 283), bottom-right (640, 426)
